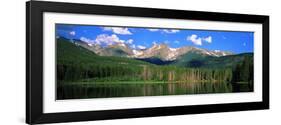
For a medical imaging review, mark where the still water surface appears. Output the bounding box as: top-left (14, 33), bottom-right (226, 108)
top-left (57, 82), bottom-right (252, 100)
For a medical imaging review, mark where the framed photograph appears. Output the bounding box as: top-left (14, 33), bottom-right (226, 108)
top-left (26, 1), bottom-right (269, 124)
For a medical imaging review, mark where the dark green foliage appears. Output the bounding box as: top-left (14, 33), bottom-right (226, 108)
top-left (57, 38), bottom-right (153, 81)
top-left (102, 47), bottom-right (129, 57)
top-left (172, 52), bottom-right (207, 67)
top-left (171, 52), bottom-right (253, 69)
top-left (231, 56), bottom-right (254, 90)
top-left (136, 57), bottom-right (174, 65)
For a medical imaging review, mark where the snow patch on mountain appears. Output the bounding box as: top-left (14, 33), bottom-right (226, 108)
top-left (132, 50), bottom-right (143, 56)
top-left (74, 39), bottom-right (233, 61)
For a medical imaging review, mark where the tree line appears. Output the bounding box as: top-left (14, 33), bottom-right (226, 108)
top-left (57, 56), bottom-right (253, 84)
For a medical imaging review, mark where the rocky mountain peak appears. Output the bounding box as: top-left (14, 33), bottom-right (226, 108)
top-left (74, 39), bottom-right (233, 61)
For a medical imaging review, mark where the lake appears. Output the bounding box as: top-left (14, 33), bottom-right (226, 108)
top-left (57, 82), bottom-right (252, 100)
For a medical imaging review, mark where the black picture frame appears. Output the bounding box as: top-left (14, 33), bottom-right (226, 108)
top-left (26, 1), bottom-right (269, 124)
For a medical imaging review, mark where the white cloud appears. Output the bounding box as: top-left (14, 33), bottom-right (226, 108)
top-left (204, 36), bottom-right (212, 43)
top-left (147, 28), bottom-right (160, 32)
top-left (95, 34), bottom-right (125, 45)
top-left (103, 27), bottom-right (132, 35)
top-left (80, 37), bottom-right (95, 43)
top-left (69, 31), bottom-right (75, 36)
top-left (187, 34), bottom-right (202, 46)
top-left (187, 34), bottom-right (213, 45)
top-left (162, 29), bottom-right (180, 33)
top-left (137, 45), bottom-right (146, 49)
top-left (126, 39), bottom-right (134, 44)
top-left (147, 29), bottom-right (180, 34)
top-left (80, 34), bottom-right (132, 46)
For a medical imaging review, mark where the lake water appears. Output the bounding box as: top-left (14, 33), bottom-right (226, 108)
top-left (57, 82), bottom-right (252, 100)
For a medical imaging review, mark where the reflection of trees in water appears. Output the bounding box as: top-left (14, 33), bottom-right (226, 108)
top-left (57, 81), bottom-right (252, 100)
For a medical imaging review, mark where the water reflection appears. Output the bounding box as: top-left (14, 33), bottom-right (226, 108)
top-left (57, 82), bottom-right (252, 100)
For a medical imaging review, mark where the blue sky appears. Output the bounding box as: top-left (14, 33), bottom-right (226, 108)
top-left (56, 24), bottom-right (254, 54)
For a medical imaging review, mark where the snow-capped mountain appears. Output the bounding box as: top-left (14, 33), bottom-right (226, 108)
top-left (74, 39), bottom-right (233, 61)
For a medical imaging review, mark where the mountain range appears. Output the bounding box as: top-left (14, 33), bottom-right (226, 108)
top-left (73, 38), bottom-right (233, 61)
top-left (58, 37), bottom-right (253, 69)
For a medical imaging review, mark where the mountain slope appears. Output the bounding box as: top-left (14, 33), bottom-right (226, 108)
top-left (59, 37), bottom-right (250, 69)
top-left (136, 43), bottom-right (173, 60)
top-left (99, 43), bottom-right (134, 57)
top-left (172, 53), bottom-right (253, 68)
top-left (75, 38), bottom-right (233, 61)
top-left (136, 57), bottom-right (175, 65)
top-left (172, 51), bottom-right (209, 66)
top-left (57, 37), bottom-right (153, 66)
